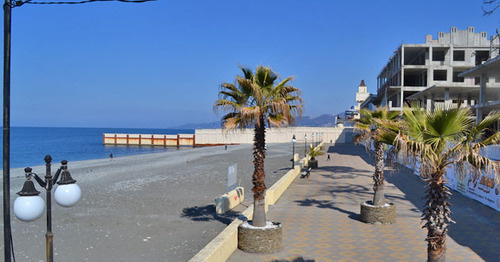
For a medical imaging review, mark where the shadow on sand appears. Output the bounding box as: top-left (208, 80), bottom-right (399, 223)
top-left (181, 204), bottom-right (239, 225)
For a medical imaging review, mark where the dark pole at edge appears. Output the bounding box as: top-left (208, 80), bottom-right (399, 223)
top-left (44, 156), bottom-right (53, 262)
top-left (3, 0), bottom-right (12, 261)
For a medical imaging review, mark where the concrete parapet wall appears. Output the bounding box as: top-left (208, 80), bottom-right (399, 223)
top-left (266, 165), bottom-right (301, 206)
top-left (189, 204), bottom-right (254, 262)
top-left (195, 127), bottom-right (353, 145)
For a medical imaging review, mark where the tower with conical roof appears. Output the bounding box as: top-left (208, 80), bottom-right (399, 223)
top-left (355, 80), bottom-right (370, 118)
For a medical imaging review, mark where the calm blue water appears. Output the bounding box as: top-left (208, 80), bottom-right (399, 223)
top-left (2, 127), bottom-right (194, 168)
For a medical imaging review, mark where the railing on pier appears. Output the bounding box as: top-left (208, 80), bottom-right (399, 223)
top-left (103, 133), bottom-right (196, 147)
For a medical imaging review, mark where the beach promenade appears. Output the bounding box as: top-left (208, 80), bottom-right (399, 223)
top-left (228, 144), bottom-right (499, 262)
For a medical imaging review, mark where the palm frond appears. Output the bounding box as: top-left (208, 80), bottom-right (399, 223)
top-left (308, 144), bottom-right (325, 158)
top-left (466, 110), bottom-right (500, 143)
top-left (239, 65), bottom-right (254, 80)
top-left (268, 113), bottom-right (287, 127)
top-left (216, 65), bottom-right (303, 131)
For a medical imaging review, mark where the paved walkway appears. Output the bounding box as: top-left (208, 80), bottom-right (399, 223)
top-left (228, 144), bottom-right (499, 262)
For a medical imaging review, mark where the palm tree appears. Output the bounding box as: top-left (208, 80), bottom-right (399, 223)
top-left (392, 105), bottom-right (499, 262)
top-left (307, 144), bottom-right (324, 160)
top-left (354, 107), bottom-right (400, 206)
top-left (214, 65), bottom-right (303, 227)
top-left (307, 144), bottom-right (324, 168)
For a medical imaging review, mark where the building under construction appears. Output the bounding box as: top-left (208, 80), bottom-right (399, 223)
top-left (376, 27), bottom-right (499, 115)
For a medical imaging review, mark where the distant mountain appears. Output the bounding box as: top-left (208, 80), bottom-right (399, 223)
top-left (175, 121), bottom-right (221, 129)
top-left (174, 114), bottom-right (337, 129)
top-left (296, 114), bottom-right (337, 127)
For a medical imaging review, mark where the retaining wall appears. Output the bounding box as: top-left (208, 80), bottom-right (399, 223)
top-left (195, 127), bottom-right (353, 145)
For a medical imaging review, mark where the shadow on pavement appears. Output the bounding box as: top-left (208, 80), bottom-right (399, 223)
top-left (317, 165), bottom-right (371, 179)
top-left (294, 198), bottom-right (361, 222)
top-left (377, 157), bottom-right (500, 262)
top-left (181, 204), bottom-right (239, 225)
top-left (272, 256), bottom-right (315, 262)
top-left (328, 144), bottom-right (373, 165)
top-left (325, 144), bottom-right (499, 261)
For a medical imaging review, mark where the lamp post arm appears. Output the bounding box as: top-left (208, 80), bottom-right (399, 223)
top-left (51, 167), bottom-right (62, 185)
top-left (31, 173), bottom-right (47, 188)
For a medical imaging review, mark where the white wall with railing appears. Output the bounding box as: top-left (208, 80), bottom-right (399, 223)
top-left (194, 127), bottom-right (354, 145)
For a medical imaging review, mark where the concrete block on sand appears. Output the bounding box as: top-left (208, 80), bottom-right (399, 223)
top-left (215, 187), bottom-right (244, 214)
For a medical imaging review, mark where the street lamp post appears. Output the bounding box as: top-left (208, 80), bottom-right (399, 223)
top-left (304, 134), bottom-right (307, 157)
top-left (13, 156), bottom-right (81, 262)
top-left (2, 1), bottom-right (151, 261)
top-left (3, 1), bottom-right (13, 260)
top-left (291, 135), bottom-right (296, 169)
top-left (312, 133), bottom-right (315, 147)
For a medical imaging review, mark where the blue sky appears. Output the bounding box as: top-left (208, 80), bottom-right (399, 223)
top-left (5, 0), bottom-right (499, 128)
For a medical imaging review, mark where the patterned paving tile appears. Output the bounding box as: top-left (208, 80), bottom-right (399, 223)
top-left (228, 144), bottom-right (495, 262)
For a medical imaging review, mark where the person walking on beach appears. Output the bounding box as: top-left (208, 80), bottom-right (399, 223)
top-left (327, 154), bottom-right (330, 160)
top-left (110, 153), bottom-right (114, 161)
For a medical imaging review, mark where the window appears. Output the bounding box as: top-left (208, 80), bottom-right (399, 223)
top-left (475, 51), bottom-right (489, 65)
top-left (404, 47), bottom-right (426, 65)
top-left (433, 49), bottom-right (446, 61)
top-left (433, 70), bottom-right (447, 81)
top-left (453, 70), bottom-right (464, 82)
top-left (453, 50), bottom-right (465, 61)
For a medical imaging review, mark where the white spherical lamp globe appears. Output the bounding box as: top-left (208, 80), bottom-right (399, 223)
top-left (54, 183), bottom-right (81, 207)
top-left (13, 195), bottom-right (45, 222)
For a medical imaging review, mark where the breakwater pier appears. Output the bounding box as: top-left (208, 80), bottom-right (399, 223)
top-left (103, 133), bottom-right (196, 146)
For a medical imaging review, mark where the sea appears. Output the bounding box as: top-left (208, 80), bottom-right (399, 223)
top-left (1, 127), bottom-right (195, 169)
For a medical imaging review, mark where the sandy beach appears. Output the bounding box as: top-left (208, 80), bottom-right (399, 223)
top-left (1, 143), bottom-right (297, 261)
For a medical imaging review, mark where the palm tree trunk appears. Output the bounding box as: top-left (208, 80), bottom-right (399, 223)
top-left (372, 141), bottom-right (385, 206)
top-left (251, 115), bottom-right (267, 227)
top-left (424, 173), bottom-right (451, 262)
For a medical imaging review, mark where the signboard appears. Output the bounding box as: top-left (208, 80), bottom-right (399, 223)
top-left (411, 158), bottom-right (500, 212)
top-left (227, 164), bottom-right (237, 192)
top-left (391, 144), bottom-right (500, 212)
top-left (444, 164), bottom-right (500, 212)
